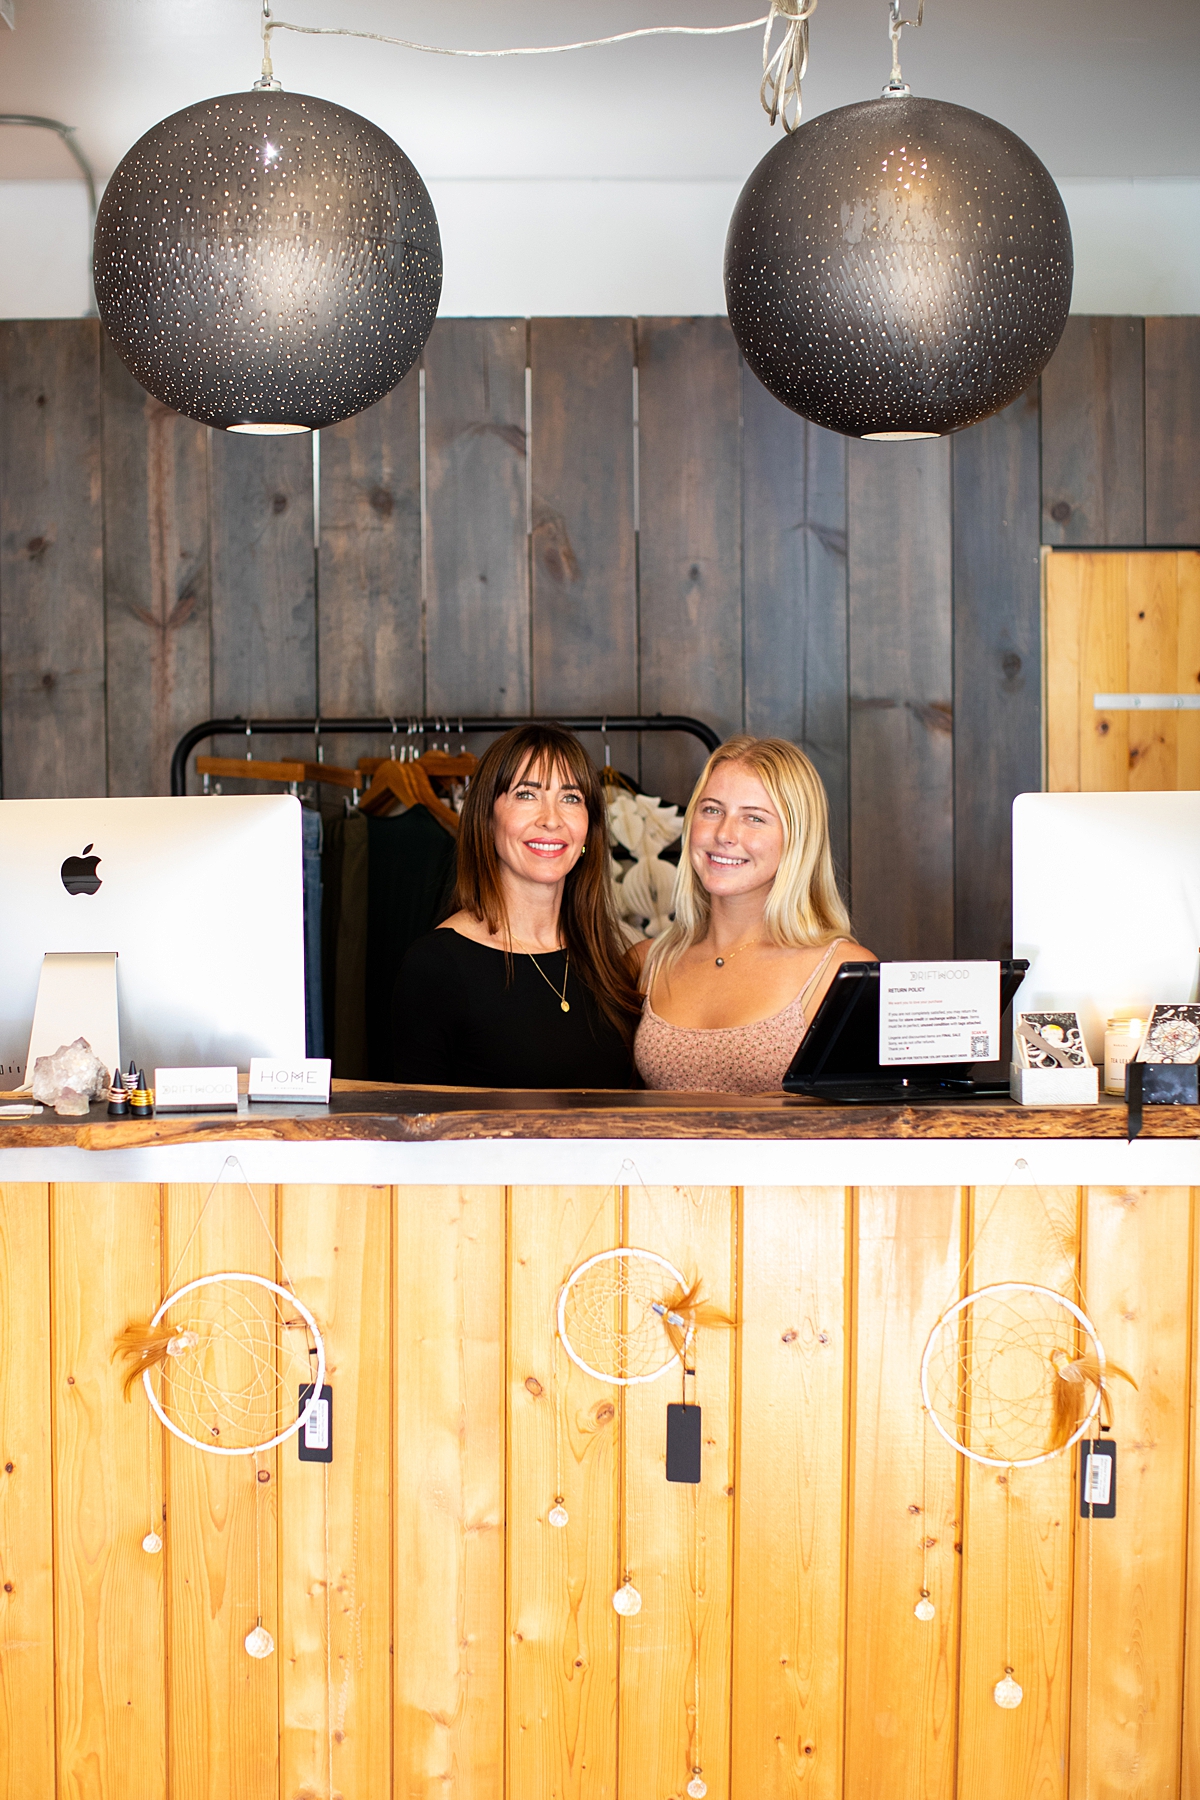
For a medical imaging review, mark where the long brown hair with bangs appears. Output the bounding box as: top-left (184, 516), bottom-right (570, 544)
top-left (450, 723), bottom-right (642, 1041)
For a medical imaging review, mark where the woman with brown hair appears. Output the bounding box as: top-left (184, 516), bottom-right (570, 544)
top-left (393, 723), bottom-right (641, 1087)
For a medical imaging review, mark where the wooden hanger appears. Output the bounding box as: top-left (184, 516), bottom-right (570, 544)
top-left (197, 755), bottom-right (360, 789)
top-left (355, 759), bottom-right (460, 833)
top-left (357, 748), bottom-right (477, 779)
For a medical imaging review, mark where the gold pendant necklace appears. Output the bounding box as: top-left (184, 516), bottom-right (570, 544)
top-left (532, 950), bottom-right (570, 1013)
top-left (511, 936), bottom-right (571, 1012)
top-left (713, 938), bottom-right (766, 969)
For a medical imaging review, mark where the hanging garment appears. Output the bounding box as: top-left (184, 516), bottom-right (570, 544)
top-left (321, 810), bottom-right (370, 1079)
top-left (606, 789), bottom-right (685, 939)
top-left (301, 806), bottom-right (325, 1058)
top-left (365, 806), bottom-right (458, 1080)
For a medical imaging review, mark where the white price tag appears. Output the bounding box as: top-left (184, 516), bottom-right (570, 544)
top-left (1084, 1452), bottom-right (1112, 1506)
top-left (248, 1057), bottom-right (331, 1103)
top-left (878, 962), bottom-right (1000, 1067)
top-left (153, 1066), bottom-right (239, 1111)
top-left (303, 1396), bottom-right (330, 1451)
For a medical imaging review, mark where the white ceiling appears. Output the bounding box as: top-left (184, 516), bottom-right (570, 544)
top-left (0, 0), bottom-right (1197, 186)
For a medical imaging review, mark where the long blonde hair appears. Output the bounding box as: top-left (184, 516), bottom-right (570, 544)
top-left (646, 735), bottom-right (851, 984)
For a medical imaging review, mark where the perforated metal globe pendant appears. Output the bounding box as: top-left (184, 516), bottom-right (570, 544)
top-left (93, 90), bottom-right (442, 432)
top-left (724, 95), bottom-right (1072, 440)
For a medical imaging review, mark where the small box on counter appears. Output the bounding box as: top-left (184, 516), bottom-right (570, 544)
top-left (248, 1057), bottom-right (332, 1103)
top-left (1010, 1010), bottom-right (1098, 1106)
top-left (153, 1067), bottom-right (239, 1112)
top-left (1125, 1007), bottom-right (1200, 1109)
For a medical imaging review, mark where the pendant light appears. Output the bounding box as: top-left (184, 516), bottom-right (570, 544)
top-left (724, 2), bottom-right (1072, 440)
top-left (94, 51), bottom-right (441, 433)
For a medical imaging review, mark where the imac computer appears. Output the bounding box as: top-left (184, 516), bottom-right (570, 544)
top-left (1012, 790), bottom-right (1200, 1064)
top-left (0, 794), bottom-right (305, 1086)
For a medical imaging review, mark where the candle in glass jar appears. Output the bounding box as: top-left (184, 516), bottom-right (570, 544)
top-left (1104, 1018), bottom-right (1144, 1095)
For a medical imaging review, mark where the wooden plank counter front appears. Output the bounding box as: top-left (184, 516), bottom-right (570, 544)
top-left (0, 1085), bottom-right (1197, 1800)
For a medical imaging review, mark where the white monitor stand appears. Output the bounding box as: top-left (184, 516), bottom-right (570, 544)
top-left (23, 951), bottom-right (121, 1087)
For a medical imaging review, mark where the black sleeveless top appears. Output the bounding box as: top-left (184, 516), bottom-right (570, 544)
top-left (393, 930), bottom-right (636, 1089)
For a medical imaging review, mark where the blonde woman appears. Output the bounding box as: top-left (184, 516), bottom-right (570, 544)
top-left (634, 736), bottom-right (873, 1093)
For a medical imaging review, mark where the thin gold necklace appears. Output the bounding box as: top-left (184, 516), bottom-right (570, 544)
top-left (712, 937), bottom-right (766, 969)
top-left (509, 935), bottom-right (571, 1012)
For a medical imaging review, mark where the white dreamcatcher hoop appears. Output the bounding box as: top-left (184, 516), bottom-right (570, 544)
top-left (557, 1247), bottom-right (691, 1386)
top-left (920, 1281), bottom-right (1105, 1469)
top-left (141, 1271), bottom-right (326, 1457)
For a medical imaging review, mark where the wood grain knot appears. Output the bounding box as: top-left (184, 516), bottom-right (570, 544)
top-left (272, 493), bottom-right (288, 514)
top-left (369, 486), bottom-right (393, 516)
top-left (1050, 500), bottom-right (1072, 522)
top-left (3, 1581), bottom-right (12, 1593)
top-left (66, 1375), bottom-right (74, 1385)
top-left (593, 1401), bottom-right (615, 1426)
top-left (41, 671), bottom-right (56, 689)
top-left (1001, 652), bottom-right (1022, 679)
top-left (803, 1744), bottom-right (815, 1756)
top-left (257, 1468), bottom-right (271, 1482)
top-left (524, 1376), bottom-right (544, 1398)
top-left (36, 392), bottom-right (46, 406)
top-left (781, 1329), bottom-right (798, 1343)
top-left (25, 535), bottom-right (47, 559)
top-left (3, 1462), bottom-right (12, 1474)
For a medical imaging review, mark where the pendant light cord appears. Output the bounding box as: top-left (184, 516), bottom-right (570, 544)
top-left (260, 3), bottom-right (774, 69)
top-left (885, 0), bottom-right (924, 95)
top-left (761, 0), bottom-right (818, 133)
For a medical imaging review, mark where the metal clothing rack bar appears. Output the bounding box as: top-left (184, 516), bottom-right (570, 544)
top-left (170, 713), bottom-right (721, 796)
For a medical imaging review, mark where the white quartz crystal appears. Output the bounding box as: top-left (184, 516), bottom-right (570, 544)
top-left (31, 1037), bottom-right (111, 1116)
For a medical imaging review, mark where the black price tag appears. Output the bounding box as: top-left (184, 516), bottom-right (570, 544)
top-left (666, 1403), bottom-right (701, 1484)
top-left (1079, 1437), bottom-right (1115, 1518)
top-left (298, 1383), bottom-right (333, 1463)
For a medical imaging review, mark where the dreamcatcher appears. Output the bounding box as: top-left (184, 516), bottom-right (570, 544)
top-left (920, 1278), bottom-right (1132, 1711)
top-left (114, 1159), bottom-right (325, 1661)
top-left (556, 1244), bottom-right (732, 1800)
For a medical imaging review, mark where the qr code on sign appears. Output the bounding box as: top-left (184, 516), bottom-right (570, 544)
top-left (971, 1033), bottom-right (990, 1057)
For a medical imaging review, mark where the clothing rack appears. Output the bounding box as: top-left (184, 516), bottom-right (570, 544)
top-left (169, 713), bottom-right (721, 797)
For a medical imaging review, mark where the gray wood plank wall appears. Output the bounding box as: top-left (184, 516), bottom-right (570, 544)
top-left (0, 315), bottom-right (1196, 960)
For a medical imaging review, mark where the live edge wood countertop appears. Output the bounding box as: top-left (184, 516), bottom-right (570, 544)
top-left (0, 1080), bottom-right (1194, 1149)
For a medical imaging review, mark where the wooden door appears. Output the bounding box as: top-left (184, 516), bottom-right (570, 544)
top-left (1044, 549), bottom-right (1200, 790)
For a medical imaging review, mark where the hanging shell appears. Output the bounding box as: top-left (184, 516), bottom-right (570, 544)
top-left (993, 1672), bottom-right (1023, 1708)
top-left (612, 1582), bottom-right (642, 1616)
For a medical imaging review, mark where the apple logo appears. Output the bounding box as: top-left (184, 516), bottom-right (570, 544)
top-left (61, 843), bottom-right (102, 896)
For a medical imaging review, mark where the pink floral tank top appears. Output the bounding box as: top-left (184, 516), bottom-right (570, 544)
top-left (634, 940), bottom-right (847, 1094)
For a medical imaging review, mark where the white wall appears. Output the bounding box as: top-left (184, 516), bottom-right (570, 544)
top-left (2, 175), bottom-right (1197, 320)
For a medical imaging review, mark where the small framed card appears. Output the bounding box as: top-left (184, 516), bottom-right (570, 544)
top-left (1137, 1004), bottom-right (1200, 1065)
top-left (248, 1057), bottom-right (332, 1103)
top-left (1014, 1011), bottom-right (1092, 1070)
top-left (1011, 1010), bottom-right (1097, 1105)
